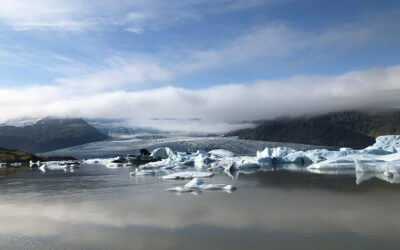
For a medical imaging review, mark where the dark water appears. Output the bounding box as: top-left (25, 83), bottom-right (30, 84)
top-left (1, 165), bottom-right (400, 250)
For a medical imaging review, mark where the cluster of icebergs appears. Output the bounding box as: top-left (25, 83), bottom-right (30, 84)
top-left (82, 135), bottom-right (400, 186)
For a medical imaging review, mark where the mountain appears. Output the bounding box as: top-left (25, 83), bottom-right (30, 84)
top-left (0, 117), bottom-right (108, 153)
top-left (227, 109), bottom-right (400, 149)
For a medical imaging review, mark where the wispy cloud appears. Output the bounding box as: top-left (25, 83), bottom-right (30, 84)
top-left (0, 0), bottom-right (281, 32)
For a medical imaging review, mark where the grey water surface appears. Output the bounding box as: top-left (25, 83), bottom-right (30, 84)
top-left (1, 164), bottom-right (400, 250)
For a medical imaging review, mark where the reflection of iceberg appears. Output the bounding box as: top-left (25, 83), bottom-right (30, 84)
top-left (306, 168), bottom-right (355, 176)
top-left (355, 171), bottom-right (400, 185)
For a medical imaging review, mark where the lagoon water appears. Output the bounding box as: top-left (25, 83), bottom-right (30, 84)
top-left (1, 164), bottom-right (400, 250)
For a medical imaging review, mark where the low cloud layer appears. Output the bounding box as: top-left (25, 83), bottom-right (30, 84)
top-left (1, 65), bottom-right (400, 132)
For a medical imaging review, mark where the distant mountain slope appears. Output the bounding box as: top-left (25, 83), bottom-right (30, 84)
top-left (0, 117), bottom-right (108, 153)
top-left (227, 110), bottom-right (400, 149)
top-left (0, 148), bottom-right (42, 162)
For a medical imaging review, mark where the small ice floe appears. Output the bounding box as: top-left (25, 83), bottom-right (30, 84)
top-left (160, 171), bottom-right (214, 180)
top-left (29, 160), bottom-right (41, 168)
top-left (0, 163), bottom-right (6, 168)
top-left (166, 178), bottom-right (236, 193)
top-left (130, 169), bottom-right (156, 176)
top-left (10, 162), bottom-right (21, 167)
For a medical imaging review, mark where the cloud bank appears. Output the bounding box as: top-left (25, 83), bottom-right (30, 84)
top-left (1, 65), bottom-right (399, 132)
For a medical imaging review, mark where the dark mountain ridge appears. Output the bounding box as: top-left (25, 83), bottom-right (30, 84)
top-left (0, 117), bottom-right (108, 153)
top-left (227, 109), bottom-right (400, 149)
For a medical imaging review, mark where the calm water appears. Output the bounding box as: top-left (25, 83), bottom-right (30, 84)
top-left (1, 165), bottom-right (400, 250)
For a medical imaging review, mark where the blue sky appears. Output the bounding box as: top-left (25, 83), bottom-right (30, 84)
top-left (0, 0), bottom-right (400, 131)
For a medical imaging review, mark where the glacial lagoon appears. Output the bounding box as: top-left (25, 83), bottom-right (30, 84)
top-left (1, 162), bottom-right (400, 250)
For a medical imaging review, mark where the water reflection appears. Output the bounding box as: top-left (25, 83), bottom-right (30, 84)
top-left (1, 165), bottom-right (400, 249)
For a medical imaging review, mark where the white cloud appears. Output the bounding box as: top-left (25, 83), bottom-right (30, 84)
top-left (58, 57), bottom-right (173, 92)
top-left (0, 0), bottom-right (280, 32)
top-left (0, 65), bottom-right (399, 132)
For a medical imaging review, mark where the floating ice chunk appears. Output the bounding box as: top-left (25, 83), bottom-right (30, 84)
top-left (130, 169), bottom-right (156, 176)
top-left (151, 147), bottom-right (175, 159)
top-left (209, 149), bottom-right (234, 158)
top-left (160, 171), bottom-right (214, 180)
top-left (10, 162), bottom-right (21, 167)
top-left (0, 163), bottom-right (6, 168)
top-left (29, 160), bottom-right (41, 168)
top-left (167, 178), bottom-right (236, 192)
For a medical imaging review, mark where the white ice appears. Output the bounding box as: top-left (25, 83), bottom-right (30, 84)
top-left (160, 171), bottom-right (214, 180)
top-left (167, 178), bottom-right (236, 192)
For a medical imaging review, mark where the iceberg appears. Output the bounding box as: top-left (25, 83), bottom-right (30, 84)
top-left (160, 171), bottom-right (214, 180)
top-left (151, 147), bottom-right (175, 159)
top-left (364, 135), bottom-right (400, 153)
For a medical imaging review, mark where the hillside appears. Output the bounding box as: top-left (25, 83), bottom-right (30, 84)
top-left (0, 117), bottom-right (108, 153)
top-left (227, 110), bottom-right (400, 149)
top-left (0, 148), bottom-right (42, 163)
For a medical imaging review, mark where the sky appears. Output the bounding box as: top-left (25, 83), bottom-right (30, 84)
top-left (0, 0), bottom-right (400, 132)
